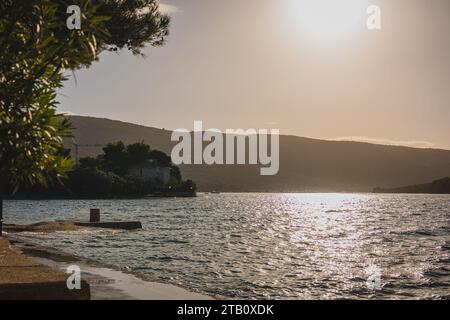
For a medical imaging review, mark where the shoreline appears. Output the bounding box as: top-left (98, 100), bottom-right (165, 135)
top-left (4, 192), bottom-right (197, 201)
top-left (3, 234), bottom-right (213, 300)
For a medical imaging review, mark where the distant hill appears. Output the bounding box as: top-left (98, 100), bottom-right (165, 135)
top-left (63, 115), bottom-right (450, 192)
top-left (373, 177), bottom-right (450, 194)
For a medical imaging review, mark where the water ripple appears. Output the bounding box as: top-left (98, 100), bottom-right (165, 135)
top-left (4, 193), bottom-right (450, 299)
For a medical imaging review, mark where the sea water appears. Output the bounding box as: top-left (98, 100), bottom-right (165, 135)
top-left (4, 193), bottom-right (450, 299)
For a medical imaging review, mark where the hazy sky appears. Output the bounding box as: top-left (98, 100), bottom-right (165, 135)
top-left (58, 0), bottom-right (450, 149)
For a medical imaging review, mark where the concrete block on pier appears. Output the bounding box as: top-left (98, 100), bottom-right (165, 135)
top-left (90, 209), bottom-right (100, 222)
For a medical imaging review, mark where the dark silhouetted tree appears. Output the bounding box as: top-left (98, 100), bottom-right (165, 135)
top-left (126, 142), bottom-right (151, 166)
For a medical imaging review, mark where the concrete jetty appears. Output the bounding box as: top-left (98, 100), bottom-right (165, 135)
top-left (73, 221), bottom-right (142, 230)
top-left (73, 209), bottom-right (142, 230)
top-left (0, 238), bottom-right (90, 300)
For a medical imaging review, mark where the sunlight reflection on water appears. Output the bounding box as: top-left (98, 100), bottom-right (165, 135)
top-left (5, 193), bottom-right (450, 299)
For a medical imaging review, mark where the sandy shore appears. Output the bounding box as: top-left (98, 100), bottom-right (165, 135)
top-left (3, 233), bottom-right (212, 300)
top-left (4, 221), bottom-right (84, 233)
top-left (0, 236), bottom-right (90, 299)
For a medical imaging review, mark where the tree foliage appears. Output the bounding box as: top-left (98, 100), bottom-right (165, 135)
top-left (14, 142), bottom-right (196, 198)
top-left (0, 0), bottom-right (170, 190)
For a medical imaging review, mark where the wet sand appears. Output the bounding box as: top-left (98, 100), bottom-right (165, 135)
top-left (0, 237), bottom-right (90, 299)
top-left (5, 234), bottom-right (212, 300)
top-left (3, 221), bottom-right (83, 233)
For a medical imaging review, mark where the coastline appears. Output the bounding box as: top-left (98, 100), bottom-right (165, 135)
top-left (2, 234), bottom-right (213, 300)
top-left (5, 191), bottom-right (197, 201)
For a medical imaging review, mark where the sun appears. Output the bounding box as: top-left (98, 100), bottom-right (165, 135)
top-left (286, 0), bottom-right (370, 44)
